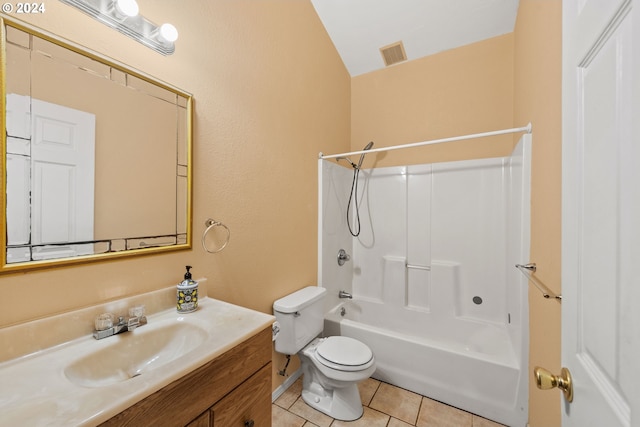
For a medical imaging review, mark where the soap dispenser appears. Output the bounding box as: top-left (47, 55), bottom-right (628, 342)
top-left (177, 265), bottom-right (198, 313)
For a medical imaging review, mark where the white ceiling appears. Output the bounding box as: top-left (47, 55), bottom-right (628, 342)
top-left (310, 0), bottom-right (520, 76)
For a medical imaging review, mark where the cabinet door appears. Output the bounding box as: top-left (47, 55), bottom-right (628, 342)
top-left (212, 363), bottom-right (271, 427)
top-left (186, 410), bottom-right (210, 427)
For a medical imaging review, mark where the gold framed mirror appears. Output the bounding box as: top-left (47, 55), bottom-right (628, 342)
top-left (1, 16), bottom-right (193, 273)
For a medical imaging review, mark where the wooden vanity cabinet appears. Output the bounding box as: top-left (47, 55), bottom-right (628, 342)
top-left (210, 363), bottom-right (271, 426)
top-left (100, 327), bottom-right (272, 427)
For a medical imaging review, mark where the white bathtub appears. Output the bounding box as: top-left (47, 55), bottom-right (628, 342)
top-left (324, 299), bottom-right (527, 427)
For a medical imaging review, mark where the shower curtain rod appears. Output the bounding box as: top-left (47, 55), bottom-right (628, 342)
top-left (318, 123), bottom-right (532, 160)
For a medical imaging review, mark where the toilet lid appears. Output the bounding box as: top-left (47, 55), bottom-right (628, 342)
top-left (316, 336), bottom-right (373, 368)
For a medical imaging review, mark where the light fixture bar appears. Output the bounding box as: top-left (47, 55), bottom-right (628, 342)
top-left (59, 0), bottom-right (177, 55)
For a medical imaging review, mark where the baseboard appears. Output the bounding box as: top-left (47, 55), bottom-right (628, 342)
top-left (271, 368), bottom-right (302, 402)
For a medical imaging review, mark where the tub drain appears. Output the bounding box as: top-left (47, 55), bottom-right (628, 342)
top-left (472, 296), bottom-right (483, 305)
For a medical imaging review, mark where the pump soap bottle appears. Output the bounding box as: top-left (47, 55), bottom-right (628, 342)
top-left (177, 265), bottom-right (198, 313)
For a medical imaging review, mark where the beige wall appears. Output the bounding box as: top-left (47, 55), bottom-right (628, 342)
top-left (0, 0), bottom-right (350, 392)
top-left (514, 1), bottom-right (563, 426)
top-left (351, 33), bottom-right (515, 166)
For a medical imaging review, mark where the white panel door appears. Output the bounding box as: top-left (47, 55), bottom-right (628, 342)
top-left (562, 0), bottom-right (639, 426)
top-left (30, 99), bottom-right (96, 260)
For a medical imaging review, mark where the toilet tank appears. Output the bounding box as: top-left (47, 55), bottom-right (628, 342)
top-left (273, 286), bottom-right (327, 355)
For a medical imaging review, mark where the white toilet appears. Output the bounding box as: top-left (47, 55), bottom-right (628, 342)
top-left (273, 286), bottom-right (375, 421)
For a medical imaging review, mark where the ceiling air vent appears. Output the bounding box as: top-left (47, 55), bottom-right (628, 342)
top-left (380, 41), bottom-right (407, 67)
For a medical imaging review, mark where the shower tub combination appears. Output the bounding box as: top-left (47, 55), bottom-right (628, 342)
top-left (324, 295), bottom-right (523, 426)
top-left (318, 135), bottom-right (531, 426)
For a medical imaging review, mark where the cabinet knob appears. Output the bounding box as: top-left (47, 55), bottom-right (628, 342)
top-left (244, 420), bottom-right (254, 427)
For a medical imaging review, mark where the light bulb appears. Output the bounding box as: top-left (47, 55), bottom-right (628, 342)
top-left (158, 23), bottom-right (179, 43)
top-left (114, 0), bottom-right (138, 17)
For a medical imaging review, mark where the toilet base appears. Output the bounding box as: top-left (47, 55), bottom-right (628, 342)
top-left (301, 382), bottom-right (364, 421)
top-left (296, 337), bottom-right (375, 421)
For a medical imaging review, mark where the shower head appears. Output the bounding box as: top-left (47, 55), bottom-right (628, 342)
top-left (356, 141), bottom-right (374, 169)
top-left (336, 156), bottom-right (357, 169)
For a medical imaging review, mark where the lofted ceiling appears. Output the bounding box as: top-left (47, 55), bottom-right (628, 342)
top-left (310, 0), bottom-right (520, 76)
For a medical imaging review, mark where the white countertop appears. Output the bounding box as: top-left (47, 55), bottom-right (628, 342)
top-left (0, 297), bottom-right (274, 426)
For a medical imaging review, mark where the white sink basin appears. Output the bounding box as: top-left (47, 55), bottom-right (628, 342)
top-left (0, 296), bottom-right (275, 427)
top-left (64, 321), bottom-right (208, 388)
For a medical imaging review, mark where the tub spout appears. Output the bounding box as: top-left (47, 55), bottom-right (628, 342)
top-left (339, 290), bottom-right (352, 299)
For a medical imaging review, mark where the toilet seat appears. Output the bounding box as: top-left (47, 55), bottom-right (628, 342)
top-left (315, 336), bottom-right (374, 372)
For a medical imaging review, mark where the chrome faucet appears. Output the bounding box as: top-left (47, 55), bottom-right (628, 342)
top-left (337, 249), bottom-right (351, 266)
top-left (93, 305), bottom-right (147, 340)
top-left (338, 290), bottom-right (352, 299)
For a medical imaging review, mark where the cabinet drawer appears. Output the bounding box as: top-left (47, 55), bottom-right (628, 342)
top-left (212, 362), bottom-right (272, 427)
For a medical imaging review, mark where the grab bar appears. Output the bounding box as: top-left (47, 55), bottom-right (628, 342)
top-left (515, 263), bottom-right (562, 301)
top-left (406, 263), bottom-right (431, 271)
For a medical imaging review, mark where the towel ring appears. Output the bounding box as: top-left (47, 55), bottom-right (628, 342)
top-left (202, 219), bottom-right (230, 253)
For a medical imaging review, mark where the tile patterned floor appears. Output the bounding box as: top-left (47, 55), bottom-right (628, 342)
top-left (272, 377), bottom-right (507, 427)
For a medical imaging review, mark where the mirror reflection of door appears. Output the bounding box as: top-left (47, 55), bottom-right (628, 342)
top-left (6, 95), bottom-right (96, 263)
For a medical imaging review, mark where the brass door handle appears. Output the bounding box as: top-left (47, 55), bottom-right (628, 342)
top-left (534, 366), bottom-right (573, 402)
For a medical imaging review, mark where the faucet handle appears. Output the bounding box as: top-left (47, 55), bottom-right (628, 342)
top-left (129, 305), bottom-right (145, 318)
top-left (127, 305), bottom-right (147, 330)
top-left (94, 313), bottom-right (114, 331)
top-left (337, 249), bottom-right (351, 266)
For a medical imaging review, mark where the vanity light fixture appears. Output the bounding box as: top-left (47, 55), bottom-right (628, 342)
top-left (113, 0), bottom-right (138, 18)
top-left (59, 0), bottom-right (179, 55)
top-left (155, 23), bottom-right (179, 44)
